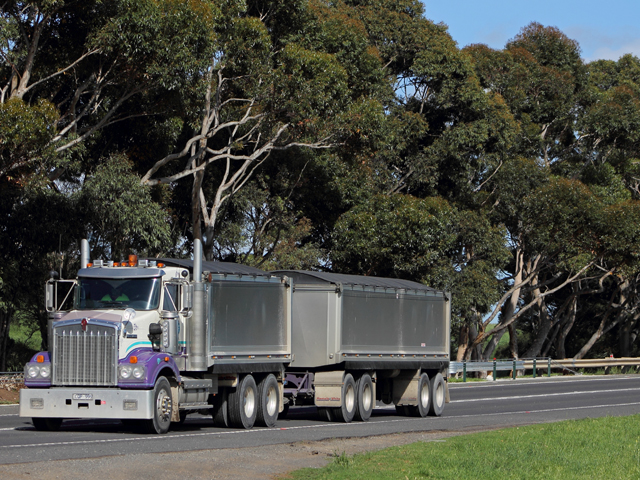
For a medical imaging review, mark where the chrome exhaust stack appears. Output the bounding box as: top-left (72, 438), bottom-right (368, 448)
top-left (189, 238), bottom-right (207, 370)
top-left (81, 239), bottom-right (90, 269)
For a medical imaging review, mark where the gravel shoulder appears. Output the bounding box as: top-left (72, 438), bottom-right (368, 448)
top-left (0, 427), bottom-right (496, 480)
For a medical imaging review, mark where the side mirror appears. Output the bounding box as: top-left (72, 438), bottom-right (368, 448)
top-left (45, 279), bottom-right (76, 312)
top-left (181, 284), bottom-right (193, 311)
top-left (45, 282), bottom-right (55, 312)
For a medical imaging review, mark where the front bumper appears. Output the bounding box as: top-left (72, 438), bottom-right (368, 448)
top-left (19, 387), bottom-right (154, 420)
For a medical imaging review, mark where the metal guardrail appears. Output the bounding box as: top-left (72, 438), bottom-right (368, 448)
top-left (450, 357), bottom-right (640, 382)
top-left (449, 360), bottom-right (525, 381)
top-left (0, 372), bottom-right (24, 390)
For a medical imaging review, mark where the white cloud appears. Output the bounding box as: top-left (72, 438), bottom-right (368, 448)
top-left (564, 25), bottom-right (640, 62)
top-left (588, 40), bottom-right (640, 62)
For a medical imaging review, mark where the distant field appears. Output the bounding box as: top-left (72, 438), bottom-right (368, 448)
top-left (284, 415), bottom-right (640, 480)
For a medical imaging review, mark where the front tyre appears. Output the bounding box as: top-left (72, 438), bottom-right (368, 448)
top-left (142, 376), bottom-right (173, 434)
top-left (32, 417), bottom-right (62, 431)
top-left (256, 374), bottom-right (280, 428)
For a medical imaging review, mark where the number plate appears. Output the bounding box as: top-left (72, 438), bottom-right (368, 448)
top-left (72, 393), bottom-right (93, 400)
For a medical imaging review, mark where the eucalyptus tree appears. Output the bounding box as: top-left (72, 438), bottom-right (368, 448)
top-left (140, 0), bottom-right (385, 260)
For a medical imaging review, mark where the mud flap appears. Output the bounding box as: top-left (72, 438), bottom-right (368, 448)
top-left (170, 382), bottom-right (180, 422)
top-left (392, 369), bottom-right (420, 406)
top-left (313, 371), bottom-right (344, 407)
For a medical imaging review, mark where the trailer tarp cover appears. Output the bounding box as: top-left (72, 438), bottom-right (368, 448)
top-left (154, 258), bottom-right (269, 276)
top-left (271, 270), bottom-right (437, 292)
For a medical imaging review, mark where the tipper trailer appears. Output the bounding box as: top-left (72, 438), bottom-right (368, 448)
top-left (20, 240), bottom-right (450, 433)
top-left (275, 270), bottom-right (450, 422)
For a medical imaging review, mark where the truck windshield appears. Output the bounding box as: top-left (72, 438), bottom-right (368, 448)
top-left (75, 277), bottom-right (161, 311)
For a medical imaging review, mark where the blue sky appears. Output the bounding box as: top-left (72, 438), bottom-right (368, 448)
top-left (422, 1), bottom-right (640, 62)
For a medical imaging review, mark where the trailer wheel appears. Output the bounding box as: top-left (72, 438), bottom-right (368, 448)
top-left (32, 417), bottom-right (62, 431)
top-left (279, 402), bottom-right (290, 419)
top-left (256, 374), bottom-right (280, 428)
top-left (318, 407), bottom-right (334, 421)
top-left (428, 373), bottom-right (446, 416)
top-left (142, 376), bottom-right (173, 434)
top-left (395, 405), bottom-right (411, 416)
top-left (409, 373), bottom-right (431, 418)
top-left (212, 388), bottom-right (229, 427)
top-left (354, 374), bottom-right (374, 421)
top-left (228, 374), bottom-right (258, 429)
top-left (332, 373), bottom-right (356, 423)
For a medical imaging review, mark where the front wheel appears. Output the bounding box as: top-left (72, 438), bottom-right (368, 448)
top-left (32, 417), bottom-right (62, 431)
top-left (142, 376), bottom-right (173, 434)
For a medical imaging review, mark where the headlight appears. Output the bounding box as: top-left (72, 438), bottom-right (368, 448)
top-left (119, 365), bottom-right (133, 379)
top-left (133, 366), bottom-right (145, 379)
top-left (25, 362), bottom-right (52, 382)
top-left (39, 365), bottom-right (51, 378)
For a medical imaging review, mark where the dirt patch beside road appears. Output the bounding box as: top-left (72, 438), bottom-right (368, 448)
top-left (0, 384), bottom-right (20, 404)
top-left (0, 428), bottom-right (493, 480)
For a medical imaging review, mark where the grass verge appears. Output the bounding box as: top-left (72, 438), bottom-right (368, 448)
top-left (283, 415), bottom-right (640, 480)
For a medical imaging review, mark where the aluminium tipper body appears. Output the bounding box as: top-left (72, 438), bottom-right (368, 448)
top-left (272, 271), bottom-right (451, 370)
top-left (159, 258), bottom-right (292, 371)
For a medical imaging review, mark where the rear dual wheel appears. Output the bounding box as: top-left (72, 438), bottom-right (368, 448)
top-left (408, 373), bottom-right (432, 417)
top-left (322, 373), bottom-right (369, 423)
top-left (428, 373), bottom-right (446, 416)
top-left (354, 373), bottom-right (374, 421)
top-left (228, 374), bottom-right (258, 429)
top-left (256, 374), bottom-right (280, 428)
top-left (395, 372), bottom-right (446, 418)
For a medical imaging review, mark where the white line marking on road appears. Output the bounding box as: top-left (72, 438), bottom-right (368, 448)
top-left (450, 387), bottom-right (640, 402)
top-left (3, 401), bottom-right (640, 449)
top-left (449, 375), bottom-right (640, 390)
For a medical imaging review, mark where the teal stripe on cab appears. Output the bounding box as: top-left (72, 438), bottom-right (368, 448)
top-left (125, 341), bottom-right (152, 353)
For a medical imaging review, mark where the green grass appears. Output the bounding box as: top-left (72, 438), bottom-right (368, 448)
top-left (283, 415), bottom-right (640, 480)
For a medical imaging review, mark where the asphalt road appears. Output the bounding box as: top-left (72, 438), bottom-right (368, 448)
top-left (2, 374), bottom-right (640, 466)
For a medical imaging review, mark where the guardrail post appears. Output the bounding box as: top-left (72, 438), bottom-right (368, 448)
top-left (547, 357), bottom-right (551, 377)
top-left (512, 359), bottom-right (516, 380)
top-left (493, 359), bottom-right (497, 381)
top-left (463, 361), bottom-right (467, 382)
top-left (533, 358), bottom-right (537, 378)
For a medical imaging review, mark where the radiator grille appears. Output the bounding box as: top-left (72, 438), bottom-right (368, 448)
top-left (52, 323), bottom-right (118, 386)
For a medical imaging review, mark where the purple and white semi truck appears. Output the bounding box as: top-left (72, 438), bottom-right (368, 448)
top-left (20, 239), bottom-right (450, 433)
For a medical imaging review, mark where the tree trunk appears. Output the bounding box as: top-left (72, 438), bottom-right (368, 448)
top-left (508, 323), bottom-right (518, 359)
top-left (575, 279), bottom-right (629, 359)
top-left (465, 324), bottom-right (481, 361)
top-left (0, 309), bottom-right (13, 372)
top-left (524, 294), bottom-right (552, 358)
top-left (482, 246), bottom-right (524, 360)
top-left (456, 323), bottom-right (470, 362)
top-left (619, 315), bottom-right (639, 357)
top-left (555, 292), bottom-right (578, 359)
top-left (482, 327), bottom-right (507, 360)
top-left (541, 321), bottom-right (561, 357)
